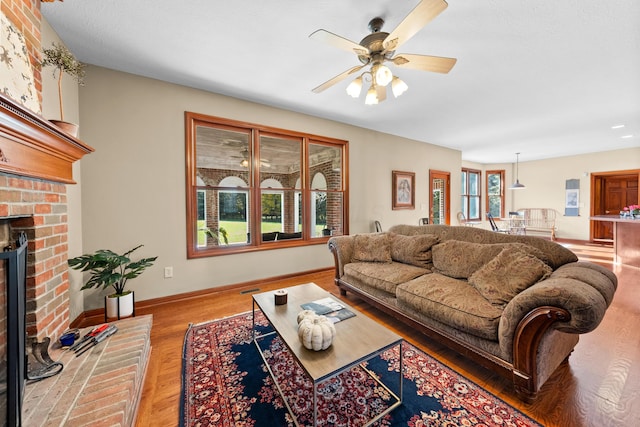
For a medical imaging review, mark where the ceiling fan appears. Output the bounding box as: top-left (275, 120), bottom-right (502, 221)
top-left (309, 0), bottom-right (456, 104)
top-left (236, 149), bottom-right (270, 168)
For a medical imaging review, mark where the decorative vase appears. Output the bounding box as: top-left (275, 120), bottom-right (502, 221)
top-left (105, 291), bottom-right (135, 320)
top-left (50, 120), bottom-right (79, 138)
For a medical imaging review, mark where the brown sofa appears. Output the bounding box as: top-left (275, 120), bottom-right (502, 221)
top-left (327, 225), bottom-right (617, 401)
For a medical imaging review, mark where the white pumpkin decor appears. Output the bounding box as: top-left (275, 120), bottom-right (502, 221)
top-left (297, 311), bottom-right (336, 351)
top-left (296, 309), bottom-right (317, 324)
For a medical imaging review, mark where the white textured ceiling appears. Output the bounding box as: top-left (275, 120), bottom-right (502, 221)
top-left (42, 0), bottom-right (640, 164)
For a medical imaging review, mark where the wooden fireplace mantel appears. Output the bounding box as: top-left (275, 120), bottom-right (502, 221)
top-left (0, 93), bottom-right (94, 184)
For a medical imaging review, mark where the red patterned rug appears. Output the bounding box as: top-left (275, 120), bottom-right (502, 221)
top-left (180, 311), bottom-right (541, 427)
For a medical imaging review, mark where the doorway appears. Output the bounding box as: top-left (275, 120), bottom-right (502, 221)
top-left (590, 170), bottom-right (640, 241)
top-left (429, 170), bottom-right (450, 225)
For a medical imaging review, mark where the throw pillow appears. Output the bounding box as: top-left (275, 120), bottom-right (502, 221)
top-left (352, 233), bottom-right (392, 263)
top-left (468, 248), bottom-right (553, 306)
top-left (389, 233), bottom-right (439, 268)
top-left (431, 240), bottom-right (504, 278)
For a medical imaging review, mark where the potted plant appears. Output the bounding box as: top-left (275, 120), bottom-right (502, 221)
top-left (40, 42), bottom-right (86, 137)
top-left (68, 245), bottom-right (157, 319)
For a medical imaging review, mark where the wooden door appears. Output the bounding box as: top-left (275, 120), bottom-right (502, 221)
top-left (591, 172), bottom-right (639, 241)
top-left (429, 170), bottom-right (450, 225)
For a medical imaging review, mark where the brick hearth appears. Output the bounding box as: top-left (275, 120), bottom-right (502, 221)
top-left (22, 315), bottom-right (152, 426)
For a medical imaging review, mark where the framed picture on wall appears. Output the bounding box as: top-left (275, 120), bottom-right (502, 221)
top-left (392, 170), bottom-right (415, 210)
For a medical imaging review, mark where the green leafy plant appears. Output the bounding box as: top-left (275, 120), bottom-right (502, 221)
top-left (204, 227), bottom-right (229, 245)
top-left (41, 42), bottom-right (86, 121)
top-left (68, 245), bottom-right (158, 296)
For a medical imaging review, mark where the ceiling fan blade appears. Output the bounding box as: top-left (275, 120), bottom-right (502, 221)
top-left (376, 85), bottom-right (387, 103)
top-left (309, 29), bottom-right (370, 57)
top-left (392, 53), bottom-right (457, 73)
top-left (312, 65), bottom-right (366, 93)
top-left (383, 0), bottom-right (448, 52)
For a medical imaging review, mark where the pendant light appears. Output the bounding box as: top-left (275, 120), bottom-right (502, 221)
top-left (509, 152), bottom-right (526, 189)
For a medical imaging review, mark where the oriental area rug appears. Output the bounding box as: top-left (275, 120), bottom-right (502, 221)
top-left (180, 311), bottom-right (541, 427)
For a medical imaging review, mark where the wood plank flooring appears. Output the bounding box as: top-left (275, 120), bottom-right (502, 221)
top-left (133, 242), bottom-right (640, 427)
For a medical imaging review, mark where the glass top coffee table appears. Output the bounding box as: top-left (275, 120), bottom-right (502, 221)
top-left (252, 282), bottom-right (403, 427)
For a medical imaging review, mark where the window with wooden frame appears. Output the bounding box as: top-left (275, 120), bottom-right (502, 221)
top-left (461, 168), bottom-right (481, 221)
top-left (486, 170), bottom-right (505, 219)
top-left (185, 112), bottom-right (348, 258)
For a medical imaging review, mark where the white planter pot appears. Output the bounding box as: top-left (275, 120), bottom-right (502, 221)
top-left (106, 291), bottom-right (134, 319)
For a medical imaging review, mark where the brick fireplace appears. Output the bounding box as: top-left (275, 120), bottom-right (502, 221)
top-left (1, 176), bottom-right (71, 340)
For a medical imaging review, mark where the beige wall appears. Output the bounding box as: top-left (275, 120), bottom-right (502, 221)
top-left (41, 20), bottom-right (85, 321)
top-left (76, 66), bottom-right (462, 308)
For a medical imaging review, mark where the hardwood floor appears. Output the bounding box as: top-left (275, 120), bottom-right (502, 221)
top-left (133, 242), bottom-right (640, 427)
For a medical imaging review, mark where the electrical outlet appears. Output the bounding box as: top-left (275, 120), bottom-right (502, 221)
top-left (164, 266), bottom-right (173, 279)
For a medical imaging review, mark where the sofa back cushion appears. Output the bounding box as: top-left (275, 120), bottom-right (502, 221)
top-left (352, 233), bottom-right (392, 263)
top-left (432, 240), bottom-right (504, 278)
top-left (468, 247), bottom-right (553, 306)
top-left (432, 240), bottom-right (553, 279)
top-left (389, 232), bottom-right (440, 269)
top-left (387, 224), bottom-right (578, 269)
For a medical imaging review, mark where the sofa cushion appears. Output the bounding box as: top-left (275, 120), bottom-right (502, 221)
top-left (344, 261), bottom-right (429, 295)
top-left (352, 233), bottom-right (391, 263)
top-left (469, 248), bottom-right (553, 306)
top-left (432, 240), bottom-right (504, 278)
top-left (397, 273), bottom-right (503, 341)
top-left (389, 232), bottom-right (439, 269)
top-left (432, 240), bottom-right (553, 279)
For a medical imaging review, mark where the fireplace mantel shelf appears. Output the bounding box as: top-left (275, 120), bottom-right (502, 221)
top-left (0, 94), bottom-right (94, 184)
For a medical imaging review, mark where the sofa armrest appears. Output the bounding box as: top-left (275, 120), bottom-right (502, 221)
top-left (498, 263), bottom-right (616, 356)
top-left (327, 235), bottom-right (355, 279)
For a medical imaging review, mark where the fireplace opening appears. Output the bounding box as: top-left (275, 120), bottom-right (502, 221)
top-left (0, 229), bottom-right (28, 427)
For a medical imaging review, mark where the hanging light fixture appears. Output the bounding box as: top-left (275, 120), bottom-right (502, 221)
top-left (345, 60), bottom-right (408, 105)
top-left (509, 152), bottom-right (526, 189)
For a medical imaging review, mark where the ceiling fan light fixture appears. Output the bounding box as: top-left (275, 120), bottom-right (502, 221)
top-left (391, 76), bottom-right (408, 97)
top-left (365, 85), bottom-right (378, 105)
top-left (375, 64), bottom-right (393, 87)
top-left (346, 76), bottom-right (363, 98)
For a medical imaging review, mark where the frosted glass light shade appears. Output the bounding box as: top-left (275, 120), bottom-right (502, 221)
top-left (375, 64), bottom-right (393, 86)
top-left (365, 86), bottom-right (378, 105)
top-left (346, 77), bottom-right (363, 98)
top-left (392, 77), bottom-right (408, 97)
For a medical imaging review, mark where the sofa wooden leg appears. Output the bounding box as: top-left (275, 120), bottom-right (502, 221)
top-left (340, 288), bottom-right (347, 296)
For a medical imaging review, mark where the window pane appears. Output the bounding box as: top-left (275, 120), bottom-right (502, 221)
top-left (469, 196), bottom-right (480, 219)
top-left (260, 189), bottom-right (301, 240)
top-left (198, 188), bottom-right (250, 247)
top-left (469, 172), bottom-right (479, 195)
top-left (260, 135), bottom-right (301, 189)
top-left (196, 126), bottom-right (250, 183)
top-left (487, 173), bottom-right (501, 195)
top-left (461, 171), bottom-right (467, 194)
top-left (488, 196), bottom-right (502, 217)
top-left (309, 143), bottom-right (342, 191)
top-left (312, 191), bottom-right (343, 237)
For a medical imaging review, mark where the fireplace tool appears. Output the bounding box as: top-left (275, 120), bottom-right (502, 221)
top-left (26, 336), bottom-right (64, 381)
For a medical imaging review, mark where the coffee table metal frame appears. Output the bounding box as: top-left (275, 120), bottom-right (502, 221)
top-left (252, 283), bottom-right (403, 427)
